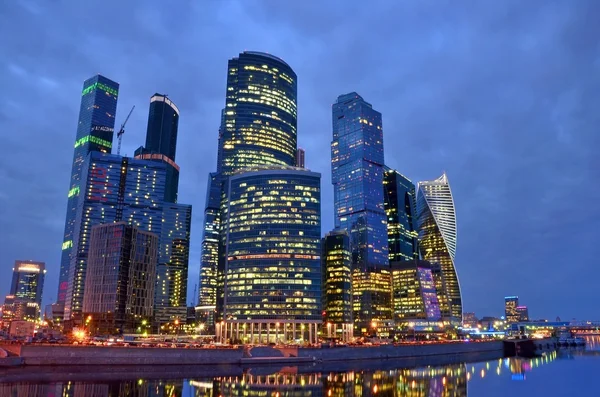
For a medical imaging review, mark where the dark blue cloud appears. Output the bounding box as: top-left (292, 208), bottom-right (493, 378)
top-left (1, 0), bottom-right (598, 320)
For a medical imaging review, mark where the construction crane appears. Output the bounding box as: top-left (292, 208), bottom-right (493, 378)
top-left (117, 105), bottom-right (135, 155)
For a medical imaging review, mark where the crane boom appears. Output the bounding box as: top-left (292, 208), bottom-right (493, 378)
top-left (117, 105), bottom-right (135, 155)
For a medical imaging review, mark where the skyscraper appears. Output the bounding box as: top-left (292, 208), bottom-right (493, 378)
top-left (217, 51), bottom-right (298, 176)
top-left (153, 203), bottom-right (192, 326)
top-left (322, 229), bottom-right (353, 341)
top-left (10, 260), bottom-right (46, 306)
top-left (505, 296), bottom-right (519, 323)
top-left (199, 51), bottom-right (300, 331)
top-left (416, 173), bottom-right (462, 324)
top-left (134, 93), bottom-right (180, 203)
top-left (83, 222), bottom-right (158, 334)
top-left (331, 92), bottom-right (389, 335)
top-left (383, 168), bottom-right (419, 261)
top-left (218, 167), bottom-right (322, 344)
top-left (64, 152), bottom-right (166, 322)
top-left (58, 75), bottom-right (119, 304)
top-left (296, 147), bottom-right (305, 168)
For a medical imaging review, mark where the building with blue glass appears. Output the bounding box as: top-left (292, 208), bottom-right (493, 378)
top-left (153, 202), bottom-right (192, 326)
top-left (134, 93), bottom-right (180, 203)
top-left (217, 167), bottom-right (322, 344)
top-left (10, 260), bottom-right (46, 307)
top-left (58, 75), bottom-right (119, 305)
top-left (416, 173), bottom-right (462, 324)
top-left (331, 92), bottom-right (390, 335)
top-left (64, 152), bottom-right (166, 322)
top-left (383, 168), bottom-right (419, 262)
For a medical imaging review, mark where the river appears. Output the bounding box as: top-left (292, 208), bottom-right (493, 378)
top-left (2, 336), bottom-right (599, 396)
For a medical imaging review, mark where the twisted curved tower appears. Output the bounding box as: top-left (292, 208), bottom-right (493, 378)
top-left (416, 173), bottom-right (462, 323)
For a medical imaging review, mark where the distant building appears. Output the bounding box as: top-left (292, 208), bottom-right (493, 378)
top-left (10, 260), bottom-right (46, 306)
top-left (390, 260), bottom-right (442, 331)
top-left (322, 229), bottom-right (353, 341)
top-left (383, 169), bottom-right (419, 262)
top-left (218, 167), bottom-right (321, 344)
top-left (417, 173), bottom-right (461, 325)
top-left (331, 92), bottom-right (390, 335)
top-left (516, 306), bottom-right (529, 322)
top-left (296, 147), bottom-right (305, 168)
top-left (462, 312), bottom-right (478, 328)
top-left (58, 75), bottom-right (119, 305)
top-left (505, 296), bottom-right (520, 323)
top-left (82, 222), bottom-right (158, 334)
top-left (134, 93), bottom-right (181, 203)
top-left (2, 295), bottom-right (39, 322)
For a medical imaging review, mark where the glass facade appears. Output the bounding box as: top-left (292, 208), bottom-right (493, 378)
top-left (154, 203), bottom-right (192, 325)
top-left (331, 92), bottom-right (389, 335)
top-left (82, 222), bottom-right (158, 334)
top-left (135, 93), bottom-right (180, 203)
top-left (390, 260), bottom-right (442, 329)
top-left (58, 75), bottom-right (119, 305)
top-left (322, 229), bottom-right (353, 340)
top-left (384, 168), bottom-right (419, 261)
top-left (416, 173), bottom-right (462, 324)
top-left (218, 167), bottom-right (321, 343)
top-left (64, 152), bottom-right (166, 322)
top-left (10, 260), bottom-right (46, 306)
top-left (217, 51), bottom-right (298, 176)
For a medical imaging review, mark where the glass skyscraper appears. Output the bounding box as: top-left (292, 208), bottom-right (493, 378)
top-left (505, 296), bottom-right (519, 323)
top-left (199, 51), bottom-right (300, 332)
top-left (331, 92), bottom-right (390, 335)
top-left (58, 75), bottom-right (119, 304)
top-left (64, 152), bottom-right (166, 322)
top-left (416, 173), bottom-right (462, 324)
top-left (383, 168), bottom-right (419, 261)
top-left (217, 167), bottom-right (321, 344)
top-left (134, 93), bottom-right (180, 203)
top-left (217, 51), bottom-right (298, 176)
top-left (10, 260), bottom-right (46, 306)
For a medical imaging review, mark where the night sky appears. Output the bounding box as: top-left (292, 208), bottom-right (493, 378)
top-left (1, 1), bottom-right (598, 321)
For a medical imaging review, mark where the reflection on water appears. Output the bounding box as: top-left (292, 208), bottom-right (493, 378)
top-left (4, 337), bottom-right (599, 397)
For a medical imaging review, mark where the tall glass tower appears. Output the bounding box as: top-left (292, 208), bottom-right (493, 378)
top-left (10, 261), bottom-right (46, 306)
top-left (199, 51), bottom-right (299, 329)
top-left (331, 93), bottom-right (390, 335)
top-left (135, 93), bottom-right (180, 203)
top-left (58, 75), bottom-right (119, 304)
top-left (217, 51), bottom-right (298, 176)
top-left (416, 173), bottom-right (462, 324)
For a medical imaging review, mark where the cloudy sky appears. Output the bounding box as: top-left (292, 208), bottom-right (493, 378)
top-left (1, 0), bottom-right (598, 321)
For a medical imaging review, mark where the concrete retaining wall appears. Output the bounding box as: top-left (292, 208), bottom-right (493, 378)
top-left (296, 341), bottom-right (504, 361)
top-left (0, 344), bottom-right (243, 366)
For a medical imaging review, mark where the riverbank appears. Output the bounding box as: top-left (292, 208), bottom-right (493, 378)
top-left (0, 340), bottom-right (504, 367)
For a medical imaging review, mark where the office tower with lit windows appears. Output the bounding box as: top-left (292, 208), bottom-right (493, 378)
top-left (199, 51), bottom-right (300, 331)
top-left (197, 173), bottom-right (221, 330)
top-left (331, 92), bottom-right (390, 335)
top-left (417, 173), bottom-right (462, 325)
top-left (322, 229), bottom-right (353, 341)
top-left (384, 168), bottom-right (419, 261)
top-left (217, 167), bottom-right (321, 344)
top-left (134, 93), bottom-right (180, 203)
top-left (505, 296), bottom-right (519, 323)
top-left (516, 306), bottom-right (529, 322)
top-left (58, 75), bottom-right (119, 305)
top-left (296, 147), bottom-right (305, 168)
top-left (10, 260), bottom-right (46, 306)
top-left (153, 203), bottom-right (192, 326)
top-left (83, 222), bottom-right (158, 334)
top-left (390, 260), bottom-right (442, 331)
top-left (64, 152), bottom-right (166, 323)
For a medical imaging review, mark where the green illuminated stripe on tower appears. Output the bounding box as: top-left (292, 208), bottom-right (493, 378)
top-left (82, 82), bottom-right (119, 97)
top-left (74, 135), bottom-right (112, 149)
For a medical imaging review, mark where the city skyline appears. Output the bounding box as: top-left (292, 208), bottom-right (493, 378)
top-left (1, 1), bottom-right (599, 320)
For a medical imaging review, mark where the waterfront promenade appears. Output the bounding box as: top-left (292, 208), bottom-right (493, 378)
top-left (0, 340), bottom-right (504, 367)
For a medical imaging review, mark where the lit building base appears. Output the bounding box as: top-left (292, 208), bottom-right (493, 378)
top-left (216, 320), bottom-right (321, 345)
top-left (323, 323), bottom-right (353, 342)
